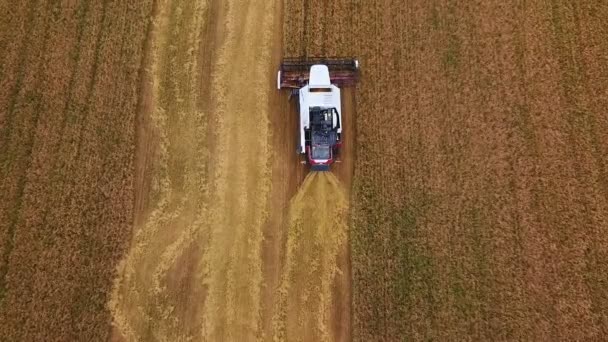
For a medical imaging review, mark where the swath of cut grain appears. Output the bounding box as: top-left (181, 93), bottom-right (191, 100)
top-left (272, 172), bottom-right (349, 342)
top-left (109, 1), bottom-right (212, 340)
top-left (200, 0), bottom-right (275, 340)
top-left (111, 0), bottom-right (279, 341)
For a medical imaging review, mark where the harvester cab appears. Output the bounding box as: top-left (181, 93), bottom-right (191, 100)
top-left (277, 58), bottom-right (359, 171)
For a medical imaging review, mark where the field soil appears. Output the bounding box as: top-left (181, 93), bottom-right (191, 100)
top-left (110, 0), bottom-right (353, 341)
top-left (283, 0), bottom-right (608, 340)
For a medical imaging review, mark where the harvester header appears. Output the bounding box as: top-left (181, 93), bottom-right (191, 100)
top-left (277, 57), bottom-right (359, 89)
top-left (276, 57), bottom-right (360, 171)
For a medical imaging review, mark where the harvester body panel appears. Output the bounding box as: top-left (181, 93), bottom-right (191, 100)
top-left (299, 76), bottom-right (341, 168)
top-left (277, 57), bottom-right (358, 171)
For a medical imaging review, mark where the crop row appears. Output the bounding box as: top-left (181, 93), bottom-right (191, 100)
top-left (285, 0), bottom-right (608, 340)
top-left (0, 1), bottom-right (153, 340)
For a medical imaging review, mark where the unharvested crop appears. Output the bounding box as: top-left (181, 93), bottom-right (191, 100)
top-left (284, 0), bottom-right (608, 340)
top-left (0, 1), bottom-right (153, 340)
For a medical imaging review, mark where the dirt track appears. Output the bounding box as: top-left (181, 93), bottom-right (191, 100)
top-left (110, 0), bottom-right (353, 341)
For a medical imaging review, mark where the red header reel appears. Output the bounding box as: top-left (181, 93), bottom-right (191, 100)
top-left (277, 57), bottom-right (360, 89)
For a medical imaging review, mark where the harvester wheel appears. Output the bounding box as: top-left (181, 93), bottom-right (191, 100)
top-left (288, 89), bottom-right (298, 101)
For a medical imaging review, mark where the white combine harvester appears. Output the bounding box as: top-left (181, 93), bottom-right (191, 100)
top-left (277, 57), bottom-right (359, 171)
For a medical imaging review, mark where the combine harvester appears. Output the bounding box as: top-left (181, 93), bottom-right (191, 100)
top-left (277, 57), bottom-right (359, 171)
